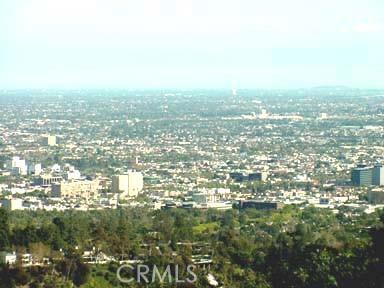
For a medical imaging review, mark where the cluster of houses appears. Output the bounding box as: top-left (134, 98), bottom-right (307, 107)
top-left (0, 251), bottom-right (50, 267)
top-left (0, 242), bottom-right (213, 270)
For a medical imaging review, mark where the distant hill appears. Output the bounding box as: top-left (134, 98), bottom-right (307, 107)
top-left (311, 85), bottom-right (351, 90)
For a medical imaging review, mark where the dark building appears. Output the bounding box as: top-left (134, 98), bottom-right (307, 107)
top-left (238, 200), bottom-right (284, 210)
top-left (163, 202), bottom-right (177, 209)
top-left (351, 166), bottom-right (373, 186)
top-left (33, 175), bottom-right (63, 186)
top-left (248, 172), bottom-right (267, 181)
top-left (368, 190), bottom-right (384, 204)
top-left (229, 172), bottom-right (246, 182)
top-left (230, 171), bottom-right (267, 182)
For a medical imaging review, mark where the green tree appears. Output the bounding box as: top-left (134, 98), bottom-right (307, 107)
top-left (0, 208), bottom-right (10, 250)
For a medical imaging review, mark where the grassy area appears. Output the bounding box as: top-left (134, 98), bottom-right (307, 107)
top-left (82, 276), bottom-right (112, 288)
top-left (0, 176), bottom-right (9, 183)
top-left (193, 222), bottom-right (219, 234)
top-left (83, 265), bottom-right (119, 288)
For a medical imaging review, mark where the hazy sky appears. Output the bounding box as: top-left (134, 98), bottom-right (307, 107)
top-left (1, 0), bottom-right (383, 89)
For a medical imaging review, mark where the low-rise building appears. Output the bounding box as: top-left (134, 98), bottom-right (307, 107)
top-left (0, 252), bottom-right (17, 265)
top-left (51, 180), bottom-right (99, 199)
top-left (238, 200), bottom-right (284, 210)
top-left (34, 174), bottom-right (63, 186)
top-left (0, 198), bottom-right (23, 210)
top-left (368, 189), bottom-right (384, 204)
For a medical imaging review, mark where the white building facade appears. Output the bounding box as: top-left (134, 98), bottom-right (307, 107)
top-left (112, 171), bottom-right (143, 198)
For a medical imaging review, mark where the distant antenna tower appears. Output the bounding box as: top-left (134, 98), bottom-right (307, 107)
top-left (232, 81), bottom-right (237, 97)
top-left (232, 87), bottom-right (237, 97)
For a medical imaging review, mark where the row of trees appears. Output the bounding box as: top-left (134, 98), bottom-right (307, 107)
top-left (0, 205), bottom-right (383, 287)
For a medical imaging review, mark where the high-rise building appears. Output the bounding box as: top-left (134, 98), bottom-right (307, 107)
top-left (44, 135), bottom-right (57, 146)
top-left (9, 156), bottom-right (27, 176)
top-left (112, 171), bottom-right (143, 198)
top-left (27, 163), bottom-right (42, 176)
top-left (351, 166), bottom-right (373, 186)
top-left (372, 164), bottom-right (384, 186)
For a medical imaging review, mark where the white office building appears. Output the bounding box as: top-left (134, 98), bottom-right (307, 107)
top-left (44, 135), bottom-right (57, 146)
top-left (112, 171), bottom-right (143, 198)
top-left (9, 156), bottom-right (27, 176)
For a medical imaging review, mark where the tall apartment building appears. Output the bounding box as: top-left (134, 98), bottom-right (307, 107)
top-left (112, 171), bottom-right (143, 198)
